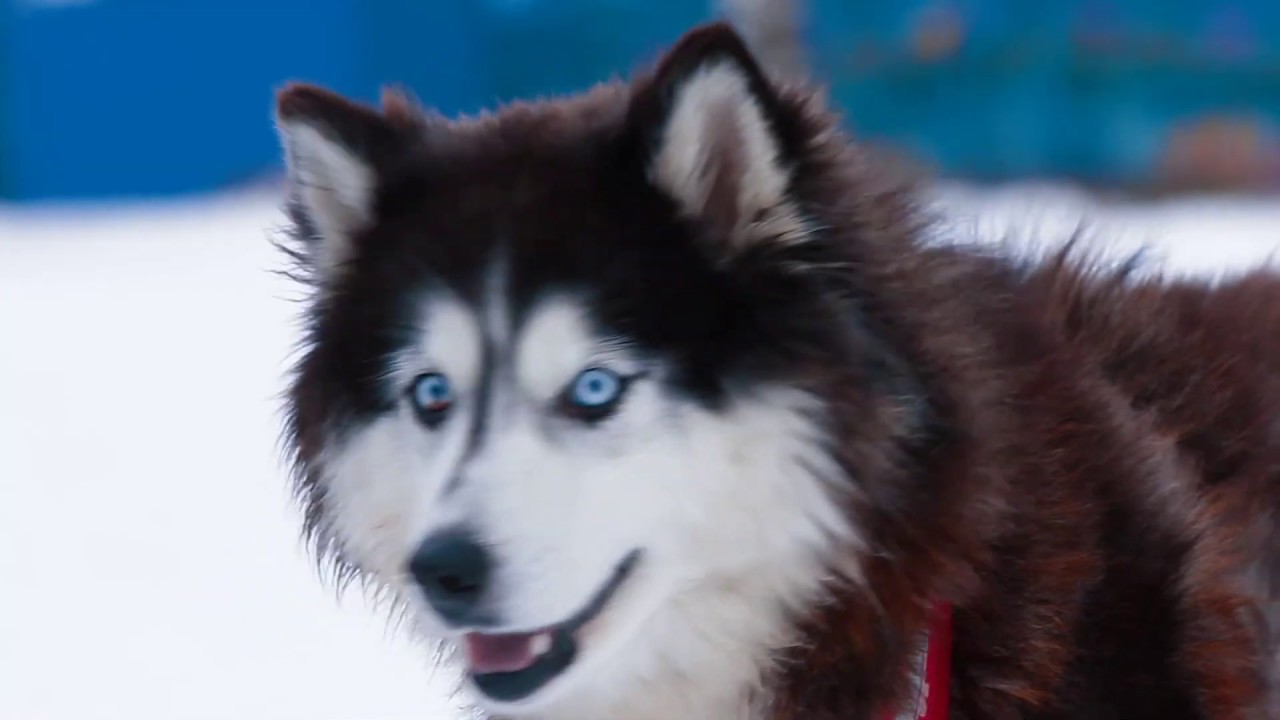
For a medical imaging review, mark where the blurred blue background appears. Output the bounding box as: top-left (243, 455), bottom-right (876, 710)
top-left (2, 0), bottom-right (1278, 201)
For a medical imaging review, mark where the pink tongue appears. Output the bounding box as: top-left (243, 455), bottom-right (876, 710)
top-left (464, 633), bottom-right (539, 674)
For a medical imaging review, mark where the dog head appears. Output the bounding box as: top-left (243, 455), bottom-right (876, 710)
top-left (276, 22), bottom-right (925, 719)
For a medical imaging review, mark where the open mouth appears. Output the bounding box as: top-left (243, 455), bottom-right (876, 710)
top-left (463, 549), bottom-right (643, 704)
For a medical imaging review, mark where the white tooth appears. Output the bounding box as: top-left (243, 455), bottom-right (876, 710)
top-left (530, 633), bottom-right (552, 657)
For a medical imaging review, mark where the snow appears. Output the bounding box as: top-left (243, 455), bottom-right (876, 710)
top-left (0, 191), bottom-right (463, 720)
top-left (1, 183), bottom-right (1277, 720)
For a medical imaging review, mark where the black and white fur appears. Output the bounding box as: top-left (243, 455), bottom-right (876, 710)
top-left (275, 28), bottom-right (866, 720)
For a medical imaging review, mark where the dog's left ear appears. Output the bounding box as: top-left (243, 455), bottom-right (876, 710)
top-left (629, 22), bottom-right (807, 253)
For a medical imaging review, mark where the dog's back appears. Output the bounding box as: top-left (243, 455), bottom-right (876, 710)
top-left (1027, 256), bottom-right (1280, 715)
top-left (1082, 265), bottom-right (1280, 714)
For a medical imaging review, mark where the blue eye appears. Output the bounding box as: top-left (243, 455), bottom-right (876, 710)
top-left (564, 368), bottom-right (628, 421)
top-left (409, 373), bottom-right (453, 427)
top-left (571, 368), bottom-right (622, 407)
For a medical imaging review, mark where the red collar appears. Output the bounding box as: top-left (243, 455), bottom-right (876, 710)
top-left (880, 602), bottom-right (953, 720)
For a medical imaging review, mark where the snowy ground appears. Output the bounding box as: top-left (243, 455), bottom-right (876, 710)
top-left (2, 184), bottom-right (1278, 720)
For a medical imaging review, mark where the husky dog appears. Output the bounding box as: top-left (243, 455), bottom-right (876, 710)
top-left (274, 22), bottom-right (1280, 720)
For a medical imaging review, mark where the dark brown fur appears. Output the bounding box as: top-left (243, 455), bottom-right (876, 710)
top-left (276, 22), bottom-right (1280, 720)
top-left (752, 84), bottom-right (1280, 720)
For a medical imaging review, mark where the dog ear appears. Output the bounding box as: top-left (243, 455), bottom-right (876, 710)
top-left (629, 22), bottom-right (808, 255)
top-left (275, 84), bottom-right (412, 278)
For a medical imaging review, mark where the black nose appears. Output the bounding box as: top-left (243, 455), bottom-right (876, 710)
top-left (409, 531), bottom-right (492, 625)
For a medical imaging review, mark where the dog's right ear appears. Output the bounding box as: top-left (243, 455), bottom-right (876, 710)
top-left (275, 84), bottom-right (411, 278)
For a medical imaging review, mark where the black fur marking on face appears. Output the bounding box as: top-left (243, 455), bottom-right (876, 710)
top-left (465, 350), bottom-right (496, 455)
top-left (443, 348), bottom-right (496, 497)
